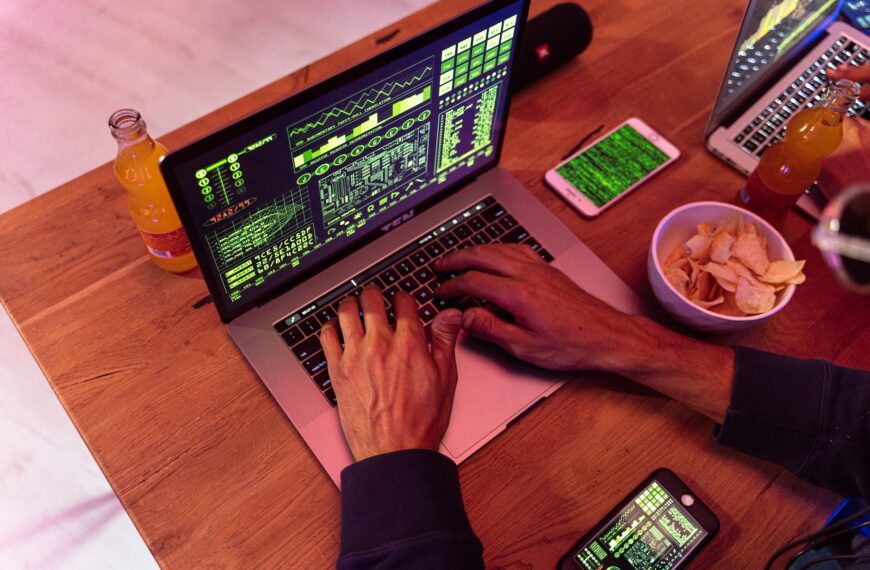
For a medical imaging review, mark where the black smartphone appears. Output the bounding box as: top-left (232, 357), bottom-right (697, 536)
top-left (558, 469), bottom-right (719, 570)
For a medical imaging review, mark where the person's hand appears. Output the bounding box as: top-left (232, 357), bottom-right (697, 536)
top-left (819, 117), bottom-right (870, 199)
top-left (319, 286), bottom-right (462, 461)
top-left (434, 244), bottom-right (640, 372)
top-left (434, 244), bottom-right (736, 424)
top-left (827, 64), bottom-right (870, 100)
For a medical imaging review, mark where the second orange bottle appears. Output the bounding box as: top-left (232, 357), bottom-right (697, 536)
top-left (740, 79), bottom-right (860, 220)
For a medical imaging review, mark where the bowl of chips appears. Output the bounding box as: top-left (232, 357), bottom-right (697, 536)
top-left (648, 201), bottom-right (806, 333)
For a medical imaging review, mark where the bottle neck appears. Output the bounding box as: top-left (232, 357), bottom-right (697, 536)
top-left (109, 109), bottom-right (155, 152)
top-left (820, 79), bottom-right (860, 115)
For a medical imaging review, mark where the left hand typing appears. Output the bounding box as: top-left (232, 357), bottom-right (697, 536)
top-left (319, 286), bottom-right (462, 461)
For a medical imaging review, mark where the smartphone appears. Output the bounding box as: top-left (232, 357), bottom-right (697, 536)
top-left (544, 118), bottom-right (680, 217)
top-left (558, 468), bottom-right (719, 570)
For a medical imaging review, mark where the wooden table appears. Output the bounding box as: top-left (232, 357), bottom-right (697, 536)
top-left (2, 0), bottom-right (866, 566)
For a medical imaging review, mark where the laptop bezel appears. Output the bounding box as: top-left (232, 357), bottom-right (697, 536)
top-left (704, 0), bottom-right (844, 138)
top-left (161, 0), bottom-right (530, 323)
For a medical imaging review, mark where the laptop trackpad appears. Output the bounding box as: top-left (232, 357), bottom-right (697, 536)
top-left (441, 333), bottom-right (564, 459)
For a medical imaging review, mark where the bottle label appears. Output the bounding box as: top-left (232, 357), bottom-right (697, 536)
top-left (138, 227), bottom-right (193, 259)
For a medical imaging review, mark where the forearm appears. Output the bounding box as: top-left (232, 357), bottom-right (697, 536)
top-left (716, 347), bottom-right (870, 499)
top-left (592, 315), bottom-right (870, 498)
top-left (600, 315), bottom-right (734, 424)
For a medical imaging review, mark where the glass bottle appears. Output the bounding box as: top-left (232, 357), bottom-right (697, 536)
top-left (740, 79), bottom-right (861, 220)
top-left (109, 109), bottom-right (197, 273)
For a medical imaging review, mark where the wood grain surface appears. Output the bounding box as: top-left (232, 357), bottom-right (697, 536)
top-left (1, 0), bottom-right (866, 567)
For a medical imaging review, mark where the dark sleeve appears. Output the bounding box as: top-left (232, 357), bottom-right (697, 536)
top-left (715, 346), bottom-right (870, 499)
top-left (337, 449), bottom-right (483, 570)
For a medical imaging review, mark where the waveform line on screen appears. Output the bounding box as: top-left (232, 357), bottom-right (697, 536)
top-left (288, 66), bottom-right (433, 138)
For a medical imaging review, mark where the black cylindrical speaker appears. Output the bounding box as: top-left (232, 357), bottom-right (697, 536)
top-left (514, 3), bottom-right (593, 91)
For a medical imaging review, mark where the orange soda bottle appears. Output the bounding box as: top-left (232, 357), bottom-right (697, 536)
top-left (109, 109), bottom-right (197, 273)
top-left (740, 79), bottom-right (861, 220)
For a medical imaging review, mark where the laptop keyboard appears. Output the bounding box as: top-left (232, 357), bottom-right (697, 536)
top-left (272, 196), bottom-right (552, 407)
top-left (733, 36), bottom-right (868, 157)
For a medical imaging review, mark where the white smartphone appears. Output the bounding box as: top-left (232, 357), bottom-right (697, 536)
top-left (544, 117), bottom-right (680, 217)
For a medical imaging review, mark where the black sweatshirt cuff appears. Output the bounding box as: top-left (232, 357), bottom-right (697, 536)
top-left (339, 449), bottom-right (474, 556)
top-left (715, 345), bottom-right (827, 473)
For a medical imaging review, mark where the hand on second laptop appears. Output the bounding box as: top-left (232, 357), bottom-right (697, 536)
top-left (319, 286), bottom-right (462, 461)
top-left (434, 244), bottom-right (735, 424)
top-left (818, 117), bottom-right (870, 200)
top-left (826, 63), bottom-right (870, 101)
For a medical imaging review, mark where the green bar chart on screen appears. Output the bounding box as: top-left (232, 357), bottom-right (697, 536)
top-left (292, 85), bottom-right (432, 169)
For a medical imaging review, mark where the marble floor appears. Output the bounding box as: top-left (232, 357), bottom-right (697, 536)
top-left (0, 1), bottom-right (432, 567)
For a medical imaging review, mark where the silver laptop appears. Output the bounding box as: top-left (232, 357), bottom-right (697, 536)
top-left (706, 0), bottom-right (869, 218)
top-left (161, 0), bottom-right (641, 486)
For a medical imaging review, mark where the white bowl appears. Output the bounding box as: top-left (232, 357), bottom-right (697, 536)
top-left (647, 201), bottom-right (796, 334)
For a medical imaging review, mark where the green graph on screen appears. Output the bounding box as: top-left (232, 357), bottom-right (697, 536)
top-left (288, 64), bottom-right (432, 139)
top-left (206, 188), bottom-right (313, 272)
top-left (286, 59), bottom-right (434, 171)
top-left (292, 86), bottom-right (432, 169)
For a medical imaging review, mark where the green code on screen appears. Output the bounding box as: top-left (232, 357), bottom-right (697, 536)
top-left (556, 124), bottom-right (670, 208)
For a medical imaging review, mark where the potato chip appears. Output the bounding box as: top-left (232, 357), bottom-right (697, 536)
top-left (688, 258), bottom-right (701, 284)
top-left (659, 214), bottom-right (805, 317)
top-left (786, 272), bottom-right (806, 285)
top-left (669, 256), bottom-right (691, 275)
top-left (692, 270), bottom-right (716, 302)
top-left (714, 217), bottom-right (738, 237)
top-left (727, 259), bottom-right (761, 285)
top-left (701, 262), bottom-right (738, 292)
top-left (735, 277), bottom-right (776, 315)
top-left (684, 233), bottom-right (712, 260)
top-left (712, 291), bottom-right (745, 317)
top-left (732, 230), bottom-right (769, 276)
top-left (709, 231), bottom-right (735, 264)
top-left (665, 267), bottom-right (690, 296)
top-left (759, 259), bottom-right (806, 285)
top-left (663, 244), bottom-right (687, 268)
top-left (692, 295), bottom-right (725, 309)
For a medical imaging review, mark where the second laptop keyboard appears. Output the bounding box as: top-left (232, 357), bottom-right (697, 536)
top-left (272, 196), bottom-right (552, 407)
top-left (734, 36), bottom-right (868, 157)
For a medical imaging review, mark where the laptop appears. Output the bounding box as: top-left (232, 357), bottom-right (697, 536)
top-left (706, 0), bottom-right (869, 218)
top-left (160, 0), bottom-right (642, 486)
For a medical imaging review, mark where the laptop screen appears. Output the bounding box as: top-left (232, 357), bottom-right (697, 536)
top-left (162, 0), bottom-right (526, 322)
top-left (708, 0), bottom-right (842, 130)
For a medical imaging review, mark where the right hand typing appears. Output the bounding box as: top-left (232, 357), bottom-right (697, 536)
top-left (434, 244), bottom-right (642, 372)
top-left (435, 244), bottom-right (736, 424)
